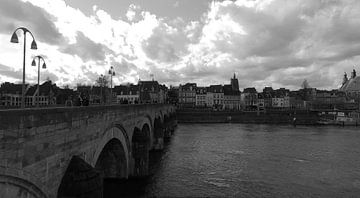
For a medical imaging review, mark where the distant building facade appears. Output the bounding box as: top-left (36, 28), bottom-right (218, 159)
top-left (195, 87), bottom-right (207, 107)
top-left (114, 85), bottom-right (140, 104)
top-left (178, 83), bottom-right (197, 107)
top-left (0, 81), bottom-right (57, 107)
top-left (242, 87), bottom-right (258, 110)
top-left (138, 80), bottom-right (166, 104)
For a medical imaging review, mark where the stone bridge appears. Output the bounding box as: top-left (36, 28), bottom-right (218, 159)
top-left (0, 104), bottom-right (177, 198)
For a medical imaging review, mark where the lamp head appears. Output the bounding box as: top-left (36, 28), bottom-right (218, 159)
top-left (10, 32), bottom-right (19, 43)
top-left (30, 40), bottom-right (37, 50)
top-left (31, 59), bottom-right (36, 66)
top-left (42, 62), bottom-right (46, 69)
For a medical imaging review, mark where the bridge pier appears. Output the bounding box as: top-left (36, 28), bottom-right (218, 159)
top-left (58, 156), bottom-right (103, 198)
top-left (131, 125), bottom-right (150, 177)
top-left (153, 117), bottom-right (165, 151)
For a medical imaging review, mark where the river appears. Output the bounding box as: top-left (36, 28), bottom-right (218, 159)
top-left (105, 124), bottom-right (360, 197)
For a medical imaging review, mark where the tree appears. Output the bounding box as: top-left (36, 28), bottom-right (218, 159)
top-left (96, 75), bottom-right (109, 87)
top-left (301, 79), bottom-right (311, 89)
top-left (96, 74), bottom-right (109, 104)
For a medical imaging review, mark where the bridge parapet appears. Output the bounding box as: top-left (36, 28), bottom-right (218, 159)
top-left (0, 104), bottom-right (176, 198)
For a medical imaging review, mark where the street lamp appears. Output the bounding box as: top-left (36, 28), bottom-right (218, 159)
top-left (100, 74), bottom-right (104, 104)
top-left (10, 27), bottom-right (37, 108)
top-left (108, 66), bottom-right (115, 104)
top-left (31, 56), bottom-right (46, 107)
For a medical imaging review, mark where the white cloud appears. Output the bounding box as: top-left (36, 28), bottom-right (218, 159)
top-left (1, 0), bottom-right (360, 91)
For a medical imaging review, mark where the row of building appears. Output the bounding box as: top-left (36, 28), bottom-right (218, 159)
top-left (176, 74), bottom-right (241, 110)
top-left (0, 80), bottom-right (168, 107)
top-left (171, 71), bottom-right (360, 111)
top-left (1, 69), bottom-right (360, 110)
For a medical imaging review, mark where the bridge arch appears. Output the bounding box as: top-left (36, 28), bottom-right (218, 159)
top-left (91, 125), bottom-right (130, 174)
top-left (0, 171), bottom-right (47, 198)
top-left (144, 114), bottom-right (153, 130)
top-left (142, 114), bottom-right (154, 149)
top-left (95, 138), bottom-right (128, 178)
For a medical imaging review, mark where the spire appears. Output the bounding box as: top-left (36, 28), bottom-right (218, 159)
top-left (230, 73), bottom-right (239, 91)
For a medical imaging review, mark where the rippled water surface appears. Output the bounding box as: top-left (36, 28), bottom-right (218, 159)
top-left (106, 124), bottom-right (360, 197)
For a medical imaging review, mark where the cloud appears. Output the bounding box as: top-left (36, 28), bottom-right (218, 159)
top-left (0, 63), bottom-right (23, 81)
top-left (142, 23), bottom-right (183, 63)
top-left (176, 0), bottom-right (360, 89)
top-left (2, 0), bottom-right (360, 91)
top-left (60, 32), bottom-right (111, 62)
top-left (0, 0), bottom-right (65, 45)
top-left (126, 4), bottom-right (142, 22)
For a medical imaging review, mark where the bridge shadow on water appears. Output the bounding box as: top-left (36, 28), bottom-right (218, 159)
top-left (104, 141), bottom-right (171, 198)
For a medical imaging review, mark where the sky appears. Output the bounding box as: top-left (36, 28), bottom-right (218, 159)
top-left (1, 0), bottom-right (360, 90)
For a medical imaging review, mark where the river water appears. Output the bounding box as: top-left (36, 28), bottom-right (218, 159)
top-left (105, 124), bottom-right (360, 197)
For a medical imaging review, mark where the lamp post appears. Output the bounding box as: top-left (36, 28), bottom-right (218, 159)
top-left (100, 74), bottom-right (104, 104)
top-left (108, 66), bottom-right (115, 104)
top-left (31, 56), bottom-right (46, 107)
top-left (10, 27), bottom-right (37, 108)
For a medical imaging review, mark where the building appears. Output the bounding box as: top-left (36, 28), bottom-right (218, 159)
top-left (271, 88), bottom-right (290, 108)
top-left (340, 69), bottom-right (360, 100)
top-left (0, 82), bottom-right (25, 107)
top-left (139, 80), bottom-right (165, 104)
top-left (206, 89), bottom-right (214, 107)
top-left (0, 81), bottom-right (57, 107)
top-left (25, 81), bottom-right (57, 106)
top-left (271, 93), bottom-right (285, 108)
top-left (209, 85), bottom-right (224, 109)
top-left (230, 73), bottom-right (239, 91)
top-left (310, 89), bottom-right (351, 110)
top-left (223, 74), bottom-right (241, 110)
top-left (178, 83), bottom-right (197, 107)
top-left (223, 85), bottom-right (241, 110)
top-left (159, 84), bottom-right (168, 104)
top-left (262, 87), bottom-right (274, 108)
top-left (195, 87), bottom-right (207, 107)
top-left (56, 87), bottom-right (76, 106)
top-left (167, 86), bottom-right (179, 105)
top-left (114, 85), bottom-right (140, 104)
top-left (242, 87), bottom-right (258, 110)
top-left (257, 93), bottom-right (265, 110)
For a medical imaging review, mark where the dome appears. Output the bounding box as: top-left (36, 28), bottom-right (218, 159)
top-left (340, 76), bottom-right (360, 92)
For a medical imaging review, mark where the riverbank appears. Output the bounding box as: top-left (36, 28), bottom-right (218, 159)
top-left (177, 109), bottom-right (319, 125)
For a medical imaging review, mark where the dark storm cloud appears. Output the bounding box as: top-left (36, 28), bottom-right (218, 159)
top-left (0, 0), bottom-right (65, 45)
top-left (142, 23), bottom-right (188, 63)
top-left (41, 70), bottom-right (59, 82)
top-left (135, 64), bottom-right (181, 84)
top-left (60, 32), bottom-right (111, 62)
top-left (0, 64), bottom-right (22, 80)
top-left (111, 59), bottom-right (137, 75)
top-left (209, 2), bottom-right (305, 58)
top-left (82, 69), bottom-right (100, 83)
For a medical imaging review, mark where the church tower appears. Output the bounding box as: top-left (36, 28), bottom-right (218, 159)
top-left (231, 73), bottom-right (239, 91)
